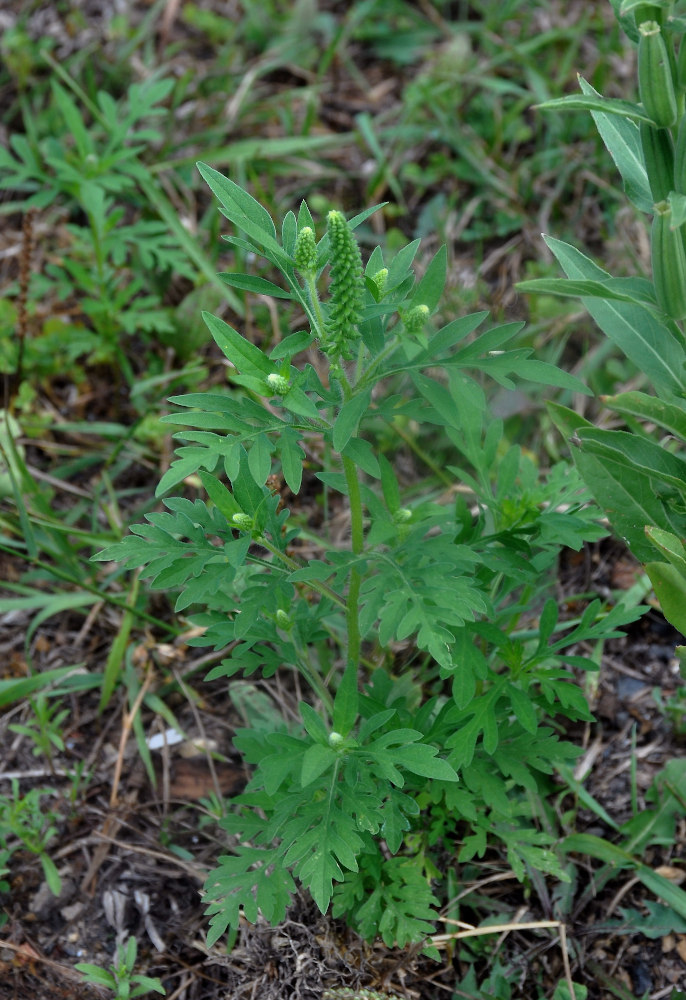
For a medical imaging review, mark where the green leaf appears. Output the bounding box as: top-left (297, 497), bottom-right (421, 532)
top-left (0, 665), bottom-right (87, 709)
top-left (75, 965), bottom-right (115, 987)
top-left (204, 846), bottom-right (295, 944)
top-left (561, 833), bottom-right (686, 920)
top-left (279, 428), bottom-right (305, 493)
top-left (544, 237), bottom-right (686, 400)
top-left (341, 438), bottom-right (380, 478)
top-left (577, 428), bottom-right (686, 493)
top-left (391, 743), bottom-right (459, 781)
top-left (301, 743), bottom-right (337, 787)
top-left (51, 81), bottom-right (93, 160)
top-left (507, 684), bottom-right (538, 735)
top-left (280, 387), bottom-right (322, 422)
top-left (203, 312), bottom-right (273, 378)
top-left (300, 703), bottom-right (330, 744)
top-left (409, 244), bottom-right (447, 313)
top-left (270, 329), bottom-right (315, 360)
top-left (516, 276), bottom-right (655, 306)
top-left (603, 390), bottom-right (686, 440)
top-left (578, 75), bottom-right (653, 213)
top-left (546, 401), bottom-right (596, 438)
top-left (645, 527), bottom-right (686, 575)
top-left (218, 272), bottom-right (294, 299)
top-left (197, 162), bottom-right (284, 253)
top-left (198, 471), bottom-right (242, 520)
top-left (333, 390), bottom-right (371, 453)
top-left (645, 560), bottom-right (686, 634)
top-left (40, 854), bottom-right (62, 896)
top-left (248, 433), bottom-right (272, 486)
top-left (414, 312), bottom-right (489, 364)
top-left (536, 90), bottom-right (652, 124)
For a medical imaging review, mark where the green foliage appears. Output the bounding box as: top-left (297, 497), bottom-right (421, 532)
top-left (0, 72), bottom-right (237, 387)
top-left (76, 937), bottom-right (165, 999)
top-left (0, 781), bottom-right (62, 896)
top-left (517, 1), bottom-right (686, 636)
top-left (8, 693), bottom-right (68, 762)
top-left (96, 169), bottom-right (641, 948)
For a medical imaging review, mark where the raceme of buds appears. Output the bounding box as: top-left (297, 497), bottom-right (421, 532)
top-left (266, 372), bottom-right (290, 395)
top-left (638, 21), bottom-right (677, 128)
top-left (651, 200), bottom-right (686, 320)
top-left (294, 226), bottom-right (318, 276)
top-left (324, 210), bottom-right (364, 359)
top-left (640, 122), bottom-right (675, 202)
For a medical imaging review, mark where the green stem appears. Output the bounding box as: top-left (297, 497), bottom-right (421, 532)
top-left (305, 272), bottom-right (326, 340)
top-left (342, 452), bottom-right (364, 671)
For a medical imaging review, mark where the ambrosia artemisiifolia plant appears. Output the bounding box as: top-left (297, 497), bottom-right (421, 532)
top-left (96, 163), bottom-right (640, 950)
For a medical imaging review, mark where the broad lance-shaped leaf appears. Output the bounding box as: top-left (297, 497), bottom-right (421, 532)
top-left (578, 75), bottom-right (653, 213)
top-left (577, 427), bottom-right (686, 492)
top-left (543, 236), bottom-right (686, 400)
top-left (602, 390), bottom-right (686, 440)
top-left (535, 88), bottom-right (653, 124)
top-left (570, 442), bottom-right (686, 563)
top-left (515, 276), bottom-right (656, 307)
top-left (645, 561), bottom-right (686, 635)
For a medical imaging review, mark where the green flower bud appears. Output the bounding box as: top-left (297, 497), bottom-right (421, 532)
top-left (275, 609), bottom-right (291, 629)
top-left (328, 731), bottom-right (344, 747)
top-left (266, 372), bottom-right (290, 395)
top-left (402, 304), bottom-right (430, 333)
top-left (638, 21), bottom-right (677, 128)
top-left (324, 210), bottom-right (364, 359)
top-left (371, 267), bottom-right (388, 297)
top-left (651, 200), bottom-right (686, 320)
top-left (392, 507), bottom-right (412, 524)
top-left (294, 226), bottom-right (318, 275)
top-left (232, 513), bottom-right (254, 530)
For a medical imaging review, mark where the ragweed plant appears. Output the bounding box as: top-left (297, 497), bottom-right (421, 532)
top-left (96, 165), bottom-right (641, 949)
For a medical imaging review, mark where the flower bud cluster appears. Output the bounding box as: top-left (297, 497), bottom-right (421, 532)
top-left (266, 372), bottom-right (290, 395)
top-left (294, 226), bottom-right (318, 276)
top-left (323, 210), bottom-right (364, 360)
